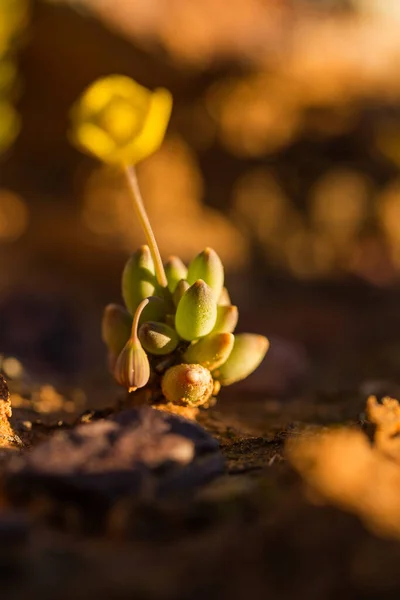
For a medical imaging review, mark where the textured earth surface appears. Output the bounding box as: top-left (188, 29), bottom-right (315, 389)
top-left (0, 377), bottom-right (398, 600)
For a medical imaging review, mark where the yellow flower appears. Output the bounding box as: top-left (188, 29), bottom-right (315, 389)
top-left (69, 75), bottom-right (172, 165)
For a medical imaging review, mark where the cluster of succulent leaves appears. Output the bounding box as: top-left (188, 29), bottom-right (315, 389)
top-left (102, 246), bottom-right (269, 408)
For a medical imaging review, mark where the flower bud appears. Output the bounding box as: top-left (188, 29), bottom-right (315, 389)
top-left (161, 363), bottom-right (213, 407)
top-left (101, 304), bottom-right (132, 357)
top-left (122, 245), bottom-right (157, 315)
top-left (175, 279), bottom-right (217, 341)
top-left (218, 286), bottom-right (231, 306)
top-left (213, 334), bottom-right (269, 386)
top-left (113, 338), bottom-right (150, 392)
top-left (187, 248), bottom-right (224, 299)
top-left (183, 332), bottom-right (234, 371)
top-left (213, 305), bottom-right (239, 334)
top-left (173, 279), bottom-right (190, 307)
top-left (138, 321), bottom-right (179, 355)
top-left (164, 256), bottom-right (187, 293)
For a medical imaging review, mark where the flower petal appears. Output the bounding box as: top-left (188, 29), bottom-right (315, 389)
top-left (120, 87), bottom-right (173, 165)
top-left (71, 122), bottom-right (116, 161)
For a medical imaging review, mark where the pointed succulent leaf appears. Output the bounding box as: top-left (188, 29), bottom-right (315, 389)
top-left (213, 305), bottom-right (239, 334)
top-left (113, 337), bottom-right (150, 392)
top-left (175, 279), bottom-right (217, 341)
top-left (164, 256), bottom-right (188, 293)
top-left (173, 279), bottom-right (190, 307)
top-left (218, 286), bottom-right (231, 306)
top-left (161, 363), bottom-right (213, 407)
top-left (139, 321), bottom-right (179, 355)
top-left (101, 304), bottom-right (132, 356)
top-left (183, 332), bottom-right (234, 371)
top-left (187, 247), bottom-right (224, 299)
top-left (213, 333), bottom-right (269, 386)
top-left (122, 245), bottom-right (157, 315)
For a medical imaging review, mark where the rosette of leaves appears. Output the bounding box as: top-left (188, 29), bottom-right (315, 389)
top-left (102, 246), bottom-right (269, 409)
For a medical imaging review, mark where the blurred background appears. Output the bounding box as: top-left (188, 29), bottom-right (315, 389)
top-left (2, 0), bottom-right (400, 400)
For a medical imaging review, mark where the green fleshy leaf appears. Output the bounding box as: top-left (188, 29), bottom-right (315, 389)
top-left (139, 321), bottom-right (179, 355)
top-left (138, 295), bottom-right (169, 324)
top-left (173, 279), bottom-right (190, 307)
top-left (101, 304), bottom-right (132, 356)
top-left (212, 305), bottom-right (239, 334)
top-left (183, 332), bottom-right (234, 370)
top-left (218, 286), bottom-right (231, 306)
top-left (165, 256), bottom-right (187, 293)
top-left (187, 247), bottom-right (224, 299)
top-left (213, 333), bottom-right (269, 386)
top-left (175, 279), bottom-right (217, 341)
top-left (122, 245), bottom-right (157, 315)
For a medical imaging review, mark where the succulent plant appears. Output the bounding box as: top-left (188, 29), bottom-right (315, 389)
top-left (102, 241), bottom-right (269, 409)
top-left (70, 75), bottom-right (269, 413)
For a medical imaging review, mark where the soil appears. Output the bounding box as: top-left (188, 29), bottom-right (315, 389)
top-left (1, 281), bottom-right (400, 599)
top-left (0, 380), bottom-right (394, 600)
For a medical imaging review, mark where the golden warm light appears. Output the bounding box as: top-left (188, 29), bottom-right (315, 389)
top-left (288, 397), bottom-right (400, 541)
top-left (81, 137), bottom-right (249, 269)
top-left (0, 189), bottom-right (29, 241)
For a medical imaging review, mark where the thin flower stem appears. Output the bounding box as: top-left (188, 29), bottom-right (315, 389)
top-left (131, 298), bottom-right (149, 341)
top-left (124, 164), bottom-right (168, 288)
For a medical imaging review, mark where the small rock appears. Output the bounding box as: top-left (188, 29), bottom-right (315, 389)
top-left (6, 407), bottom-right (224, 506)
